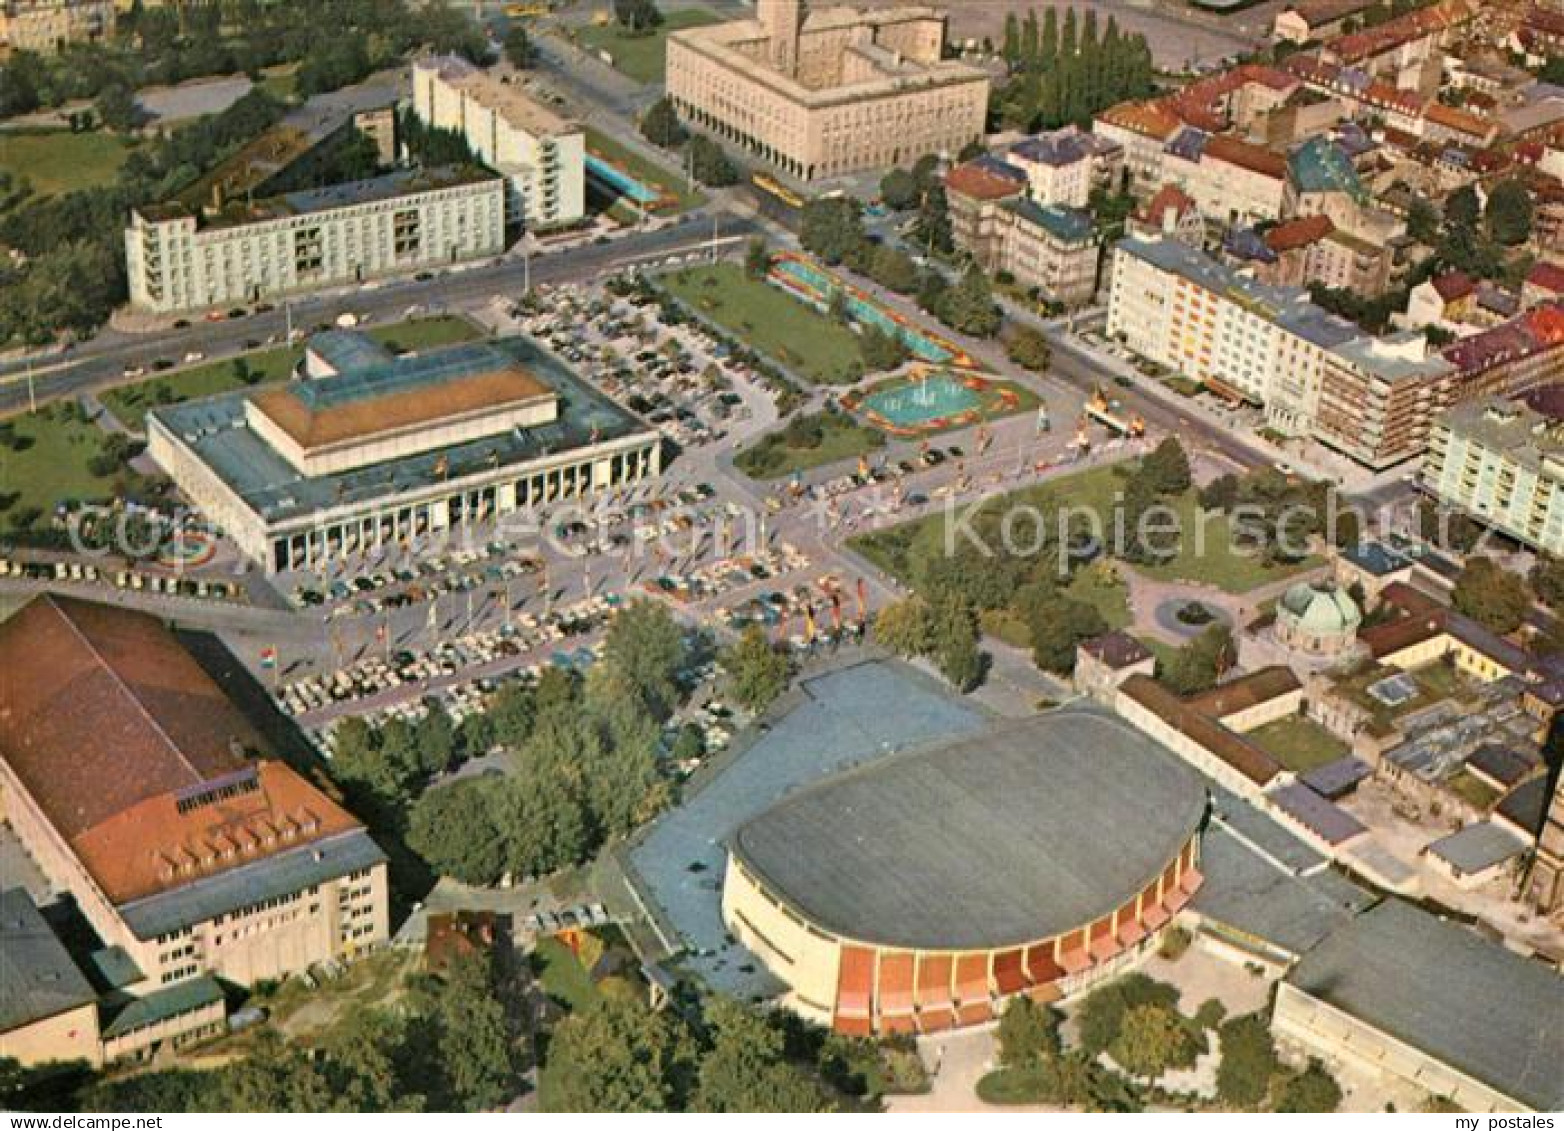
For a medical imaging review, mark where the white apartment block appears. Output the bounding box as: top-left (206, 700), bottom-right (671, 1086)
top-left (1105, 234), bottom-right (1361, 428)
top-left (1424, 397), bottom-right (1564, 555)
top-left (125, 167), bottom-right (506, 314)
top-left (412, 55), bottom-right (586, 230)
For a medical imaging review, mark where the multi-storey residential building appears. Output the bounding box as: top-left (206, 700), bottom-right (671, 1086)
top-left (665, 0), bottom-right (988, 182)
top-left (411, 54), bottom-right (586, 229)
top-left (0, 0), bottom-right (111, 53)
top-left (1005, 126), bottom-right (1123, 208)
top-left (1314, 332), bottom-right (1457, 468)
top-left (126, 165), bottom-right (505, 314)
top-left (1159, 128), bottom-right (1289, 227)
top-left (945, 159), bottom-right (1100, 305)
top-left (0, 594), bottom-right (391, 996)
top-left (1256, 214), bottom-right (1393, 296)
top-left (1093, 101), bottom-right (1181, 193)
top-left (1105, 234), bottom-right (1360, 415)
top-left (1423, 395), bottom-right (1564, 555)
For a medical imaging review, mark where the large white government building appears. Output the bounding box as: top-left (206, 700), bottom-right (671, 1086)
top-left (148, 331), bottom-right (662, 571)
top-left (412, 55), bottom-right (586, 230)
top-left (666, 0), bottom-right (988, 182)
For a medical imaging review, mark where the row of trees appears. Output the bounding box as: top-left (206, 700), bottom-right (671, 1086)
top-left (543, 989), bottom-right (929, 1112)
top-left (873, 592), bottom-right (987, 692)
top-left (55, 955), bottom-right (520, 1113)
top-left (994, 6), bottom-right (1156, 132)
top-left (334, 601), bottom-right (688, 886)
top-left (343, 599), bottom-right (799, 887)
top-left (993, 974), bottom-right (1343, 1112)
top-left (638, 98), bottom-right (741, 186)
top-left (0, 0), bottom-right (487, 120)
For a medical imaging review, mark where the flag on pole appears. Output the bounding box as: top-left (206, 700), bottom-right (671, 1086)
top-left (259, 646), bottom-right (277, 669)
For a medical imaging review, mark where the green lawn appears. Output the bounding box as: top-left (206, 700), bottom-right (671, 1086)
top-left (1247, 715), bottom-right (1349, 773)
top-left (0, 405), bottom-right (123, 519)
top-left (661, 262), bottom-right (865, 384)
top-left (583, 125), bottom-right (703, 213)
top-left (734, 412), bottom-right (886, 480)
top-left (531, 937), bottom-right (600, 1013)
top-left (851, 462), bottom-right (1321, 595)
top-left (0, 128), bottom-right (137, 196)
top-left (575, 8), bottom-right (720, 84)
top-left (103, 316), bottom-right (482, 431)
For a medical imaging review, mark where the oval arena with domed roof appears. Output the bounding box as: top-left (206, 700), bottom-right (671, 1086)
top-left (720, 709), bottom-right (1209, 1035)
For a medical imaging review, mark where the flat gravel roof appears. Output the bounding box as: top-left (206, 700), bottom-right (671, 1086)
top-left (731, 708), bottom-right (1207, 951)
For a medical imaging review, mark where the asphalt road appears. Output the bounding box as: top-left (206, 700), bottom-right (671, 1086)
top-left (0, 214), bottom-right (758, 415)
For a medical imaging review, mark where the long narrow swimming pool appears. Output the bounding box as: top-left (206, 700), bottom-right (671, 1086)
top-left (585, 154), bottom-right (661, 206)
top-left (768, 257), bottom-right (956, 364)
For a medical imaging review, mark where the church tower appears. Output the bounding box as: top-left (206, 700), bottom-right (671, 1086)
top-left (759, 0), bottom-right (804, 77)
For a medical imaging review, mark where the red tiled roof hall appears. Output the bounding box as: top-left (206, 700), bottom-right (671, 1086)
top-left (0, 594), bottom-right (365, 904)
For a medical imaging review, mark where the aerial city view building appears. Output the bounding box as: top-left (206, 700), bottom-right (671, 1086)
top-left (1, 0), bottom-right (1563, 1117)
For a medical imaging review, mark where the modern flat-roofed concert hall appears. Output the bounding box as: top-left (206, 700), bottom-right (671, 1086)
top-left (722, 709), bottom-right (1209, 1035)
top-left (147, 332), bottom-right (662, 571)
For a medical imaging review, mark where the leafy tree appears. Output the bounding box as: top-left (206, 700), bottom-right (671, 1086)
top-left (1452, 557), bottom-right (1532, 635)
top-left (720, 625), bottom-right (793, 713)
top-left (874, 595), bottom-right (932, 658)
top-left (1406, 196), bottom-right (1440, 244)
top-left (503, 25), bottom-right (533, 69)
top-left (1028, 593), bottom-right (1107, 674)
top-left (221, 1030), bottom-right (335, 1111)
top-left (1216, 1014), bottom-right (1279, 1108)
top-left (1006, 326), bottom-right (1052, 371)
top-left (912, 182), bottom-right (953, 254)
top-left (692, 998), bottom-right (835, 1112)
top-left (432, 955), bottom-right (519, 1110)
top-left (1077, 974), bottom-right (1180, 1056)
top-left (1109, 1004), bottom-right (1197, 1084)
top-left (1445, 185), bottom-right (1481, 230)
top-left (639, 96), bottom-right (686, 148)
top-left (1529, 555), bottom-right (1564, 609)
top-left (1140, 437), bottom-right (1191, 496)
top-left (406, 780), bottom-right (506, 885)
top-left (915, 268), bottom-right (949, 316)
top-left (599, 598), bottom-right (686, 721)
top-left (867, 244), bottom-right (919, 294)
top-left (687, 134), bottom-right (739, 187)
top-left (932, 593), bottom-right (985, 691)
top-left (859, 324), bottom-right (910, 371)
top-left (415, 702), bottom-right (457, 775)
top-left (941, 266), bottom-right (1001, 337)
top-left (614, 0), bottom-right (663, 33)
top-left (997, 996), bottom-right (1061, 1068)
top-left (1160, 623), bottom-right (1235, 695)
top-left (1275, 1060), bottom-right (1342, 1113)
top-left (800, 196), bottom-right (865, 265)
top-left (879, 167), bottom-right (918, 211)
top-left (487, 681), bottom-right (535, 750)
top-left (744, 236), bottom-right (771, 280)
top-left (541, 996), bottom-right (693, 1112)
top-left (1484, 179), bottom-right (1533, 246)
top-left (94, 83), bottom-right (138, 132)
